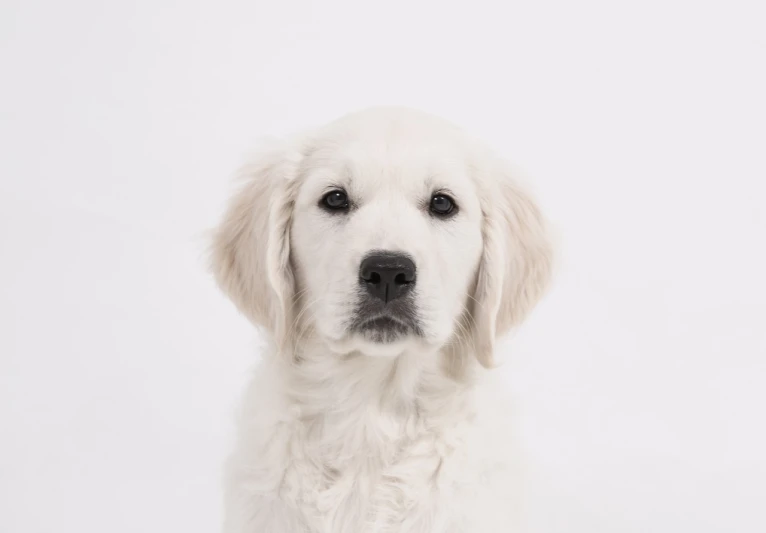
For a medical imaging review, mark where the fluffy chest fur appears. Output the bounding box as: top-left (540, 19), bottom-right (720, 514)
top-left (223, 346), bottom-right (519, 533)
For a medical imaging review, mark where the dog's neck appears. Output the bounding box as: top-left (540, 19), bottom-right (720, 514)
top-left (272, 338), bottom-right (482, 459)
top-left (292, 340), bottom-right (468, 402)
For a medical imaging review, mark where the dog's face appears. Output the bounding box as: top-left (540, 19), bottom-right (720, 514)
top-left (212, 108), bottom-right (552, 365)
top-left (290, 122), bottom-right (484, 356)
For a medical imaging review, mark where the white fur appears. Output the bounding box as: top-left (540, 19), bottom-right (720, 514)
top-left (211, 107), bottom-right (553, 532)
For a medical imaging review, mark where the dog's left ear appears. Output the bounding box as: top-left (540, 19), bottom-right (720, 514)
top-left (210, 139), bottom-right (305, 356)
top-left (471, 162), bottom-right (554, 367)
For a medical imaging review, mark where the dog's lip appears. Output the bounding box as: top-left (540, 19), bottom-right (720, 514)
top-left (359, 315), bottom-right (409, 329)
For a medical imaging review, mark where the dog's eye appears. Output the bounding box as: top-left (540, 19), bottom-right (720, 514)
top-left (321, 190), bottom-right (349, 211)
top-left (429, 194), bottom-right (456, 217)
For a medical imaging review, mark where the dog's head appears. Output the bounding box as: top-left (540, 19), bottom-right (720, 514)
top-left (211, 107), bottom-right (552, 366)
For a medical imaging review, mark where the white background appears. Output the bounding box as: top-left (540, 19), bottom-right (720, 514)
top-left (1, 1), bottom-right (765, 532)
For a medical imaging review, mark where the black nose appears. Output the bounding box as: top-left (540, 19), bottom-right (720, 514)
top-left (359, 252), bottom-right (416, 303)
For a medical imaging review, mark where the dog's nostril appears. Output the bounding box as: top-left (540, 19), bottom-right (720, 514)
top-left (368, 272), bottom-right (381, 284)
top-left (394, 273), bottom-right (409, 285)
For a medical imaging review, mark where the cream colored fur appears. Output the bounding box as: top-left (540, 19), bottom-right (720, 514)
top-left (211, 107), bottom-right (553, 532)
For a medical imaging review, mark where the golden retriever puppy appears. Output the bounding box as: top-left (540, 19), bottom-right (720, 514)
top-left (212, 107), bottom-right (552, 533)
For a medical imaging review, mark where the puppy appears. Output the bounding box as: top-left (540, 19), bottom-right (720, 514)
top-left (211, 107), bottom-right (553, 533)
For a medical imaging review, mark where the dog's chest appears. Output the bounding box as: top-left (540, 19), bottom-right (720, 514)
top-left (278, 409), bottom-right (481, 533)
top-left (225, 361), bottom-right (517, 533)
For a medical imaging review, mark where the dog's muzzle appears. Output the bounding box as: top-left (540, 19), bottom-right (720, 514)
top-left (351, 250), bottom-right (421, 342)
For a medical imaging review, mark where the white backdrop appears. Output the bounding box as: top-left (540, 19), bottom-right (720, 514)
top-left (1, 1), bottom-right (764, 532)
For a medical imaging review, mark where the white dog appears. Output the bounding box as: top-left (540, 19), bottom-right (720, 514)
top-left (211, 107), bottom-right (553, 533)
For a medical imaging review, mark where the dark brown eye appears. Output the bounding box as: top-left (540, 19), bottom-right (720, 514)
top-left (430, 194), bottom-right (456, 216)
top-left (321, 190), bottom-right (349, 211)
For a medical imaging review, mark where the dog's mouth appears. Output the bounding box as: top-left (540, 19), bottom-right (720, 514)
top-left (348, 291), bottom-right (423, 344)
top-left (351, 313), bottom-right (420, 343)
top-left (360, 315), bottom-right (409, 332)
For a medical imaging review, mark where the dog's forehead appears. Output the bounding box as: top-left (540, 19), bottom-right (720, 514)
top-left (304, 118), bottom-right (475, 198)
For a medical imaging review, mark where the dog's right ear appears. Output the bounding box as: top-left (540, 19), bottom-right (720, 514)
top-left (210, 140), bottom-right (304, 352)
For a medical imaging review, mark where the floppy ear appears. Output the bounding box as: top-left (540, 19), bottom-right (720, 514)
top-left (210, 140), bottom-right (304, 355)
top-left (471, 164), bottom-right (553, 367)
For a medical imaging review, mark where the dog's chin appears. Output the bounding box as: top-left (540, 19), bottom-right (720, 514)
top-left (324, 317), bottom-right (429, 358)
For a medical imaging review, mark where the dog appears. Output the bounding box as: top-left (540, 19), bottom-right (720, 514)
top-left (211, 107), bottom-right (553, 532)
